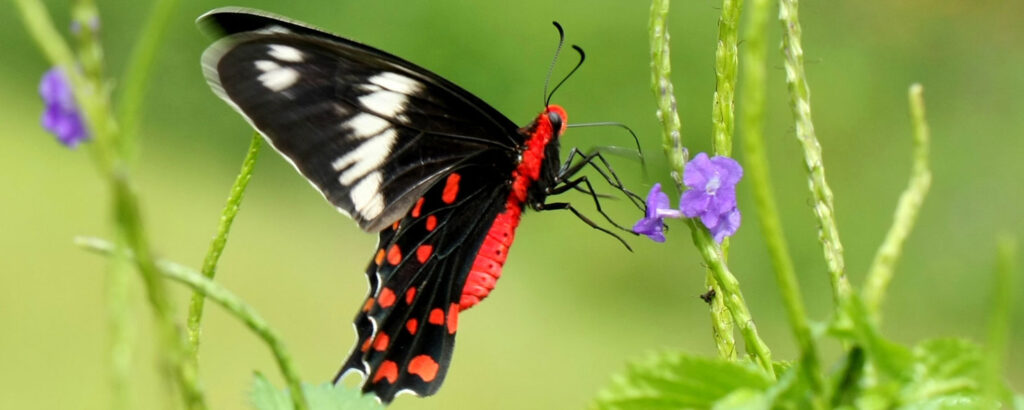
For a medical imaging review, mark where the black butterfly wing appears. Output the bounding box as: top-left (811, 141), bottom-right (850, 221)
top-left (339, 160), bottom-right (512, 402)
top-left (199, 8), bottom-right (529, 403)
top-left (200, 8), bottom-right (522, 232)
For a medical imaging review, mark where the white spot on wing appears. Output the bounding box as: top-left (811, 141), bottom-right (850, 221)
top-left (258, 67), bottom-right (299, 91)
top-left (268, 44), bottom-right (304, 62)
top-left (346, 113), bottom-right (391, 139)
top-left (254, 60), bottom-right (280, 72)
top-left (359, 90), bottom-right (408, 118)
top-left (351, 171), bottom-right (385, 220)
top-left (368, 72), bottom-right (422, 94)
top-left (332, 128), bottom-right (397, 185)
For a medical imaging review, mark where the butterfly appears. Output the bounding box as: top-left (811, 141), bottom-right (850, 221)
top-left (199, 7), bottom-right (639, 403)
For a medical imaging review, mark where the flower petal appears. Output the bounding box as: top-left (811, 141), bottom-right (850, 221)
top-left (680, 189), bottom-right (710, 218)
top-left (633, 216), bottom-right (666, 242)
top-left (39, 67), bottom-right (89, 147)
top-left (710, 207), bottom-right (742, 243)
top-left (644, 183), bottom-right (670, 218)
top-left (683, 152), bottom-right (713, 189)
top-left (711, 155), bottom-right (744, 185)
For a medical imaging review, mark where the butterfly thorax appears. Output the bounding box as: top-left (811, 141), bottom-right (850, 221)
top-left (458, 105), bottom-right (566, 310)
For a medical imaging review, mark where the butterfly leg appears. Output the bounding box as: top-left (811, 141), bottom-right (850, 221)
top-left (558, 148), bottom-right (645, 211)
top-left (532, 200), bottom-right (633, 251)
top-left (547, 175), bottom-right (637, 234)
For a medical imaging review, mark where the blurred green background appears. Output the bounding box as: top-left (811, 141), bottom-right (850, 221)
top-left (2, 1), bottom-right (1022, 409)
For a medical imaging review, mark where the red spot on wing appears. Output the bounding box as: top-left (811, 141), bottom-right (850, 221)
top-left (360, 337), bottom-right (372, 352)
top-left (372, 332), bottom-right (390, 351)
top-left (362, 298), bottom-right (375, 312)
top-left (378, 288), bottom-right (396, 308)
top-left (392, 220), bottom-right (400, 230)
top-left (416, 245), bottom-right (433, 263)
top-left (387, 244), bottom-right (402, 265)
top-left (408, 355), bottom-right (440, 382)
top-left (425, 215), bottom-right (437, 231)
top-left (442, 173), bottom-right (461, 204)
top-left (447, 303), bottom-right (459, 334)
top-left (412, 197), bottom-right (424, 218)
top-left (428, 308), bottom-right (444, 325)
top-left (406, 318), bottom-right (418, 334)
top-left (374, 249), bottom-right (385, 265)
top-left (372, 360), bottom-right (399, 384)
top-left (405, 287), bottom-right (416, 304)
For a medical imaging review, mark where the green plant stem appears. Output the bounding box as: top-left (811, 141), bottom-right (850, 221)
top-left (78, 237), bottom-right (310, 410)
top-left (650, 0), bottom-right (736, 360)
top-left (862, 84), bottom-right (932, 318)
top-left (707, 0), bottom-right (746, 360)
top-left (711, 0), bottom-right (742, 157)
top-left (688, 221), bottom-right (776, 379)
top-left (112, 173), bottom-right (206, 410)
top-left (15, 2), bottom-right (205, 408)
top-left (984, 236), bottom-right (1017, 402)
top-left (114, 0), bottom-right (179, 158)
top-left (740, 0), bottom-right (824, 402)
top-left (106, 248), bottom-right (133, 410)
top-left (649, 0), bottom-right (687, 191)
top-left (14, 0), bottom-right (76, 66)
top-left (187, 133), bottom-right (262, 361)
top-left (778, 0), bottom-right (852, 308)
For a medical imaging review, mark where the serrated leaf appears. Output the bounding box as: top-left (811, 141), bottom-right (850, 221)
top-left (899, 395), bottom-right (999, 410)
top-left (249, 373), bottom-right (382, 410)
top-left (594, 352), bottom-right (773, 410)
top-left (251, 373), bottom-right (293, 410)
top-left (712, 389), bottom-right (769, 410)
top-left (899, 339), bottom-right (985, 406)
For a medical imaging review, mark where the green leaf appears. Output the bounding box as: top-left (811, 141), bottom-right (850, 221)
top-left (594, 352), bottom-right (773, 410)
top-left (899, 395), bottom-right (999, 410)
top-left (303, 383), bottom-right (383, 410)
top-left (899, 339), bottom-right (984, 405)
top-left (712, 389), bottom-right (769, 410)
top-left (251, 373), bottom-right (292, 410)
top-left (250, 373), bottom-right (382, 410)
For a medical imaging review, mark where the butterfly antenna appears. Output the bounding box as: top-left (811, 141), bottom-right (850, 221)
top-left (542, 21), bottom-right (567, 107)
top-left (546, 45), bottom-right (585, 106)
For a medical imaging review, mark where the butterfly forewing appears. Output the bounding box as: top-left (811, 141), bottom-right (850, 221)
top-left (201, 9), bottom-right (521, 232)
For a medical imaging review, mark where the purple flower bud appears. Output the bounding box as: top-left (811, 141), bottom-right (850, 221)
top-left (39, 68), bottom-right (88, 147)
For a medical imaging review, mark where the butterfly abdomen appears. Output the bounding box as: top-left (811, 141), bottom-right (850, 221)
top-left (458, 105), bottom-right (567, 310)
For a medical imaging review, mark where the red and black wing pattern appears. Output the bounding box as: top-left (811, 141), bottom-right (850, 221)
top-left (200, 8), bottom-right (521, 232)
top-left (339, 161), bottom-right (511, 401)
top-left (198, 8), bottom-right (528, 403)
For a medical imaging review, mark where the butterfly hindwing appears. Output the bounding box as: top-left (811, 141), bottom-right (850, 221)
top-left (338, 163), bottom-right (511, 402)
top-left (200, 8), bottom-right (521, 232)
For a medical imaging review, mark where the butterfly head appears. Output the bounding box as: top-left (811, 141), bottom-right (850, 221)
top-left (544, 105), bottom-right (568, 137)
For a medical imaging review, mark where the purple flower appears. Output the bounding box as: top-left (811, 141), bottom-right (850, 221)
top-left (39, 68), bottom-right (88, 147)
top-left (633, 183), bottom-right (673, 242)
top-left (680, 153), bottom-right (742, 242)
top-left (632, 153), bottom-right (744, 243)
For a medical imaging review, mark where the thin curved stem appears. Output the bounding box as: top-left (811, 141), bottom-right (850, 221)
top-left (79, 237), bottom-right (309, 410)
top-left (187, 133), bottom-right (262, 361)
